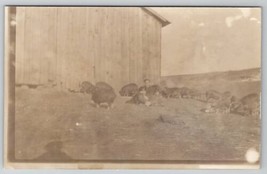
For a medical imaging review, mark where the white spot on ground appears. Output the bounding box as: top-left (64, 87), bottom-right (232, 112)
top-left (245, 147), bottom-right (259, 163)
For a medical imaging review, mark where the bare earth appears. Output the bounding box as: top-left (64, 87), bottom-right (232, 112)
top-left (15, 82), bottom-right (260, 162)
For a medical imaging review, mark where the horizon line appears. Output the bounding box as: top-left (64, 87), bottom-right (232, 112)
top-left (161, 67), bottom-right (261, 77)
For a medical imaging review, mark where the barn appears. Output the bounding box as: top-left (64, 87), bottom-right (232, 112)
top-left (14, 7), bottom-right (170, 91)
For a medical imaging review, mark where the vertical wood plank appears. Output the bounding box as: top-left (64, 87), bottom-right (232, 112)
top-left (93, 8), bottom-right (103, 83)
top-left (30, 7), bottom-right (41, 84)
top-left (37, 8), bottom-right (57, 85)
top-left (56, 7), bottom-right (72, 90)
top-left (15, 7), bottom-right (25, 84)
top-left (111, 8), bottom-right (119, 89)
top-left (38, 8), bottom-right (46, 85)
top-left (69, 7), bottom-right (88, 90)
top-left (87, 7), bottom-right (97, 84)
top-left (156, 21), bottom-right (162, 83)
top-left (128, 7), bottom-right (135, 84)
top-left (105, 8), bottom-right (114, 87)
top-left (129, 7), bottom-right (142, 85)
top-left (46, 8), bottom-right (57, 85)
top-left (55, 8), bottom-right (62, 89)
top-left (23, 7), bottom-right (32, 84)
top-left (150, 15), bottom-right (157, 83)
top-left (137, 8), bottom-right (143, 85)
top-left (68, 8), bottom-right (74, 90)
top-left (120, 7), bottom-right (130, 88)
top-left (142, 10), bottom-right (150, 82)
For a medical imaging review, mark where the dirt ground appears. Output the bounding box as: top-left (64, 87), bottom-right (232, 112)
top-left (14, 86), bottom-right (260, 162)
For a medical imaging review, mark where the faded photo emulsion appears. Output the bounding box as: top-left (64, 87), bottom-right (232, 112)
top-left (4, 6), bottom-right (261, 169)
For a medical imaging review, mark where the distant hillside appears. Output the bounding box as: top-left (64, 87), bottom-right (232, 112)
top-left (162, 68), bottom-right (260, 83)
top-left (161, 68), bottom-right (261, 96)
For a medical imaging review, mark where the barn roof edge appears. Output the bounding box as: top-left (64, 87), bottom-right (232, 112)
top-left (141, 7), bottom-right (170, 27)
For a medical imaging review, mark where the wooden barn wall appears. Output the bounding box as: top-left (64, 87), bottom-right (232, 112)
top-left (15, 7), bottom-right (162, 91)
top-left (141, 9), bottom-right (162, 84)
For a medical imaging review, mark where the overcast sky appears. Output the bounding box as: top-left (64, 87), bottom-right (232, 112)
top-left (152, 8), bottom-right (261, 76)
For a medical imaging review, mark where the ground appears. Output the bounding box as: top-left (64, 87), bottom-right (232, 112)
top-left (14, 82), bottom-right (260, 162)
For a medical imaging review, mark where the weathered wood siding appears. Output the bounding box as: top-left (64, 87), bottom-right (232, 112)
top-left (15, 7), bottom-right (162, 91)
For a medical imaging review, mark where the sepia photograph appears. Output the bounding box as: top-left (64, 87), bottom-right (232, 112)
top-left (4, 6), bottom-right (261, 169)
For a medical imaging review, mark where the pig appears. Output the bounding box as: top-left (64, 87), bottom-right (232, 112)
top-left (213, 91), bottom-right (233, 113)
top-left (146, 85), bottom-right (162, 97)
top-left (180, 87), bottom-right (192, 98)
top-left (119, 83), bottom-right (138, 97)
top-left (80, 81), bottom-right (95, 94)
top-left (229, 96), bottom-right (241, 113)
top-left (233, 93), bottom-right (260, 116)
top-left (206, 90), bottom-right (221, 102)
top-left (188, 89), bottom-right (203, 100)
top-left (162, 87), bottom-right (181, 98)
top-left (214, 99), bottom-right (232, 114)
top-left (95, 81), bottom-right (113, 91)
top-left (150, 90), bottom-right (164, 106)
top-left (91, 82), bottom-right (116, 109)
top-left (204, 92), bottom-right (233, 114)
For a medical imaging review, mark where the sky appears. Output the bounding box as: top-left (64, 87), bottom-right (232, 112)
top-left (152, 8), bottom-right (261, 76)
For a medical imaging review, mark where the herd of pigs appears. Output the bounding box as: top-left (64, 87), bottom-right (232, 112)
top-left (78, 81), bottom-right (260, 116)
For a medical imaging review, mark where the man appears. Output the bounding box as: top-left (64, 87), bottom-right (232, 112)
top-left (139, 79), bottom-right (151, 92)
top-left (126, 87), bottom-right (151, 107)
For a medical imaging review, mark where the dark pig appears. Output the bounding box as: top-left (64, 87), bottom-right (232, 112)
top-left (91, 82), bottom-right (116, 109)
top-left (206, 90), bottom-right (221, 102)
top-left (180, 87), bottom-right (191, 98)
top-left (234, 93), bottom-right (260, 116)
top-left (80, 81), bottom-right (95, 94)
top-left (162, 87), bottom-right (181, 98)
top-left (95, 81), bottom-right (113, 91)
top-left (229, 96), bottom-right (241, 113)
top-left (146, 85), bottom-right (162, 97)
top-left (188, 89), bottom-right (202, 100)
top-left (119, 83), bottom-right (138, 96)
top-left (91, 88), bottom-right (116, 109)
